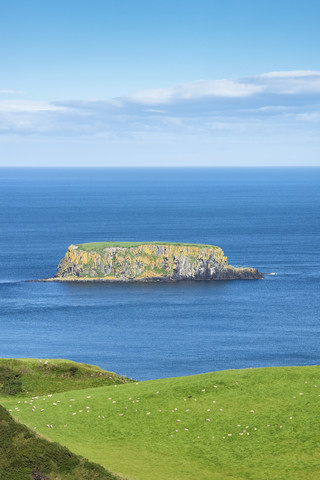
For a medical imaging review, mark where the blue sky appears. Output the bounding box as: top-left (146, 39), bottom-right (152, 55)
top-left (1, 0), bottom-right (320, 166)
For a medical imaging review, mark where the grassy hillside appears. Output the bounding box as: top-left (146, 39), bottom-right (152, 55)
top-left (0, 359), bottom-right (133, 397)
top-left (2, 364), bottom-right (320, 480)
top-left (0, 404), bottom-right (123, 480)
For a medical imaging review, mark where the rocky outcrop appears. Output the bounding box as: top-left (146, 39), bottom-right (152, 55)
top-left (51, 242), bottom-right (263, 281)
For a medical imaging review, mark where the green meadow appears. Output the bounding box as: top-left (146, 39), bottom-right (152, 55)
top-left (1, 361), bottom-right (320, 480)
top-left (76, 241), bottom-right (217, 252)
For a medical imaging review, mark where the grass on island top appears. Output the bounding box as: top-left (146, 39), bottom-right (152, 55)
top-left (1, 360), bottom-right (320, 480)
top-left (75, 241), bottom-right (218, 252)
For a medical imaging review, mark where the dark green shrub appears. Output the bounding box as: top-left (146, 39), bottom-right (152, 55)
top-left (0, 367), bottom-right (23, 395)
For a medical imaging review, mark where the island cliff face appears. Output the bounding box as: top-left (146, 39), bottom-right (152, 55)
top-left (53, 242), bottom-right (263, 281)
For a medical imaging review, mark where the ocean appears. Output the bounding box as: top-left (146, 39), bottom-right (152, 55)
top-left (0, 168), bottom-right (319, 380)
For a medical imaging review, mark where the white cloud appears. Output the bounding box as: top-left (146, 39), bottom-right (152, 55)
top-left (0, 70), bottom-right (320, 139)
top-left (260, 70), bottom-right (320, 78)
top-left (0, 100), bottom-right (68, 113)
top-left (0, 89), bottom-right (24, 95)
top-left (124, 79), bottom-right (265, 105)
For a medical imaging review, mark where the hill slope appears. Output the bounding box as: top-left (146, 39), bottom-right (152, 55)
top-left (2, 363), bottom-right (320, 480)
top-left (0, 404), bottom-right (123, 480)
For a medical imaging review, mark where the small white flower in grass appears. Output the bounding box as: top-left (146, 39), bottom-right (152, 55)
top-left (46, 424), bottom-right (50, 428)
top-left (72, 413), bottom-right (76, 415)
top-left (235, 381), bottom-right (238, 384)
top-left (158, 410), bottom-right (162, 412)
top-left (222, 436), bottom-right (225, 439)
top-left (314, 385), bottom-right (318, 388)
top-left (170, 434), bottom-right (173, 437)
top-left (197, 436), bottom-right (200, 439)
top-left (247, 432), bottom-right (250, 435)
top-left (299, 393), bottom-right (304, 395)
top-left (135, 382), bottom-right (139, 385)
top-left (177, 419), bottom-right (181, 422)
top-left (250, 410), bottom-right (254, 413)
top-left (267, 424), bottom-right (270, 427)
top-left (119, 413), bottom-right (123, 416)
top-left (64, 425), bottom-right (67, 427)
top-left (206, 418), bottom-right (211, 422)
top-left (156, 391), bottom-right (159, 394)
top-left (185, 409), bottom-right (190, 412)
top-left (202, 389), bottom-right (205, 392)
top-left (289, 417), bottom-right (293, 420)
top-left (280, 425), bottom-right (283, 428)
top-left (146, 412), bottom-right (151, 415)
top-left (212, 436), bottom-right (215, 439)
top-left (102, 416), bottom-right (105, 418)
top-left (212, 401), bottom-right (216, 403)
top-left (237, 424), bottom-right (241, 427)
top-left (305, 381), bottom-right (308, 384)
top-left (53, 403), bottom-right (57, 406)
top-left (112, 401), bottom-right (116, 403)
top-left (214, 386), bottom-right (217, 388)
top-left (79, 410), bottom-right (83, 413)
top-left (207, 409), bottom-right (210, 412)
top-left (293, 396), bottom-right (296, 399)
top-left (239, 433), bottom-right (243, 435)
top-left (185, 428), bottom-right (189, 431)
top-left (98, 415), bottom-right (100, 418)
top-left (108, 398), bottom-right (112, 400)
top-left (87, 395), bottom-right (91, 398)
top-left (227, 434), bottom-right (232, 437)
top-left (50, 425), bottom-right (53, 428)
top-left (24, 401), bottom-right (27, 404)
top-left (245, 426), bottom-right (249, 429)
top-left (219, 409), bottom-right (223, 411)
top-left (254, 428), bottom-right (257, 431)
top-left (8, 409), bottom-right (12, 412)
top-left (175, 429), bottom-right (178, 432)
top-left (174, 408), bottom-right (178, 411)
top-left (17, 401), bottom-right (21, 404)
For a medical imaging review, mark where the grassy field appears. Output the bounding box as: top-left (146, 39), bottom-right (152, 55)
top-left (1, 362), bottom-right (320, 480)
top-left (76, 241), bottom-right (218, 252)
top-left (0, 404), bottom-right (123, 480)
top-left (0, 359), bottom-right (133, 397)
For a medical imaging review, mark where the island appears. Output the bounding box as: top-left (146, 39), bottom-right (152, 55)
top-left (44, 242), bottom-right (264, 282)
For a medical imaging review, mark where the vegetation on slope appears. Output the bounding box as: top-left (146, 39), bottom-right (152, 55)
top-left (2, 364), bottom-right (320, 480)
top-left (0, 404), bottom-right (123, 480)
top-left (0, 359), bottom-right (133, 397)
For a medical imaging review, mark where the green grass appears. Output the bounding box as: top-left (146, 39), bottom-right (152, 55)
top-left (76, 241), bottom-right (218, 253)
top-left (0, 359), bottom-right (133, 397)
top-left (2, 364), bottom-right (320, 480)
top-left (0, 404), bottom-right (123, 480)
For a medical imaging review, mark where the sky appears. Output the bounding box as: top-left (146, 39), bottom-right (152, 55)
top-left (0, 0), bottom-right (320, 167)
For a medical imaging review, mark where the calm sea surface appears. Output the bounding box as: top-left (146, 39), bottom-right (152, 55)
top-left (0, 168), bottom-right (319, 380)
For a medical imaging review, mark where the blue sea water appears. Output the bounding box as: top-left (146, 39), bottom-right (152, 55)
top-left (0, 168), bottom-right (319, 380)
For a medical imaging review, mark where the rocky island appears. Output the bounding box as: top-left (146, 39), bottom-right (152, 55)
top-left (46, 242), bottom-right (264, 282)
